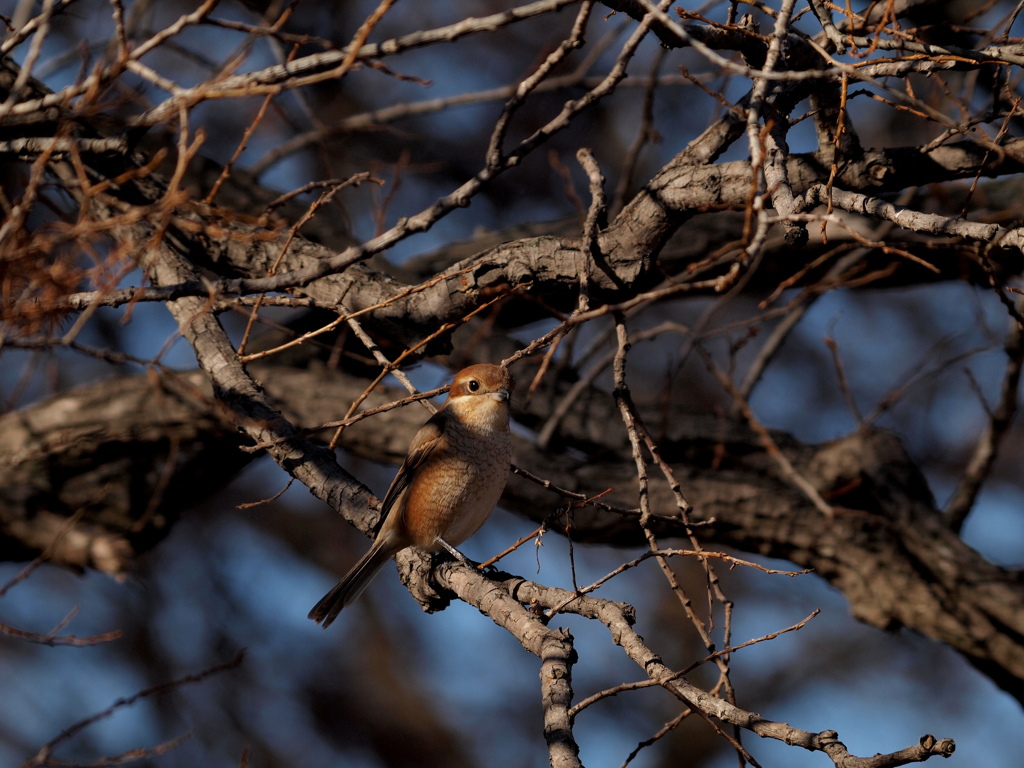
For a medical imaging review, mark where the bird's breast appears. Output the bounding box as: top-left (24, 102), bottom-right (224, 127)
top-left (402, 425), bottom-right (511, 549)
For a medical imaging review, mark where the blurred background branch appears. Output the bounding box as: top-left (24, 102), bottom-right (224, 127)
top-left (1, 0), bottom-right (1022, 766)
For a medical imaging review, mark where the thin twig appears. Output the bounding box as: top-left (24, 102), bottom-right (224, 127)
top-left (20, 651), bottom-right (245, 768)
top-left (945, 296), bottom-right (1024, 531)
top-left (700, 345), bottom-right (836, 518)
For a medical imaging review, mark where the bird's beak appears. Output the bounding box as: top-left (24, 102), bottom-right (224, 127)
top-left (490, 387), bottom-right (511, 402)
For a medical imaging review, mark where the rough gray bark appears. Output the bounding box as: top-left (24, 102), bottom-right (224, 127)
top-left (3, 362), bottom-right (1021, 706)
top-left (3, 0), bottom-right (1022, 764)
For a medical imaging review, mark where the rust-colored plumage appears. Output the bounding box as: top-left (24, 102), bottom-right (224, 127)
top-left (309, 364), bottom-right (514, 627)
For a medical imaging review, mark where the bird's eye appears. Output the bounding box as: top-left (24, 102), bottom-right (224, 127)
top-left (468, 379), bottom-right (480, 392)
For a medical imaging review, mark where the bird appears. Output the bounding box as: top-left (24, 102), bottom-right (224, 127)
top-left (309, 363), bottom-right (515, 627)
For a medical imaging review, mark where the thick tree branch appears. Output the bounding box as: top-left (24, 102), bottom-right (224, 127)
top-left (4, 363), bottom-right (1021, 705)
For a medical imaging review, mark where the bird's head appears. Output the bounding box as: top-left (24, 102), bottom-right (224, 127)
top-left (446, 365), bottom-right (515, 430)
top-left (447, 364), bottom-right (515, 406)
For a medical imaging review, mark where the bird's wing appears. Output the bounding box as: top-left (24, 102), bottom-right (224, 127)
top-left (372, 409), bottom-right (448, 534)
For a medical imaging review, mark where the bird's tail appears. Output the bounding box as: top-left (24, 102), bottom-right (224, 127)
top-left (308, 535), bottom-right (396, 627)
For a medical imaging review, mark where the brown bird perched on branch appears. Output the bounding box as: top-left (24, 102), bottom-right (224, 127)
top-left (309, 364), bottom-right (515, 627)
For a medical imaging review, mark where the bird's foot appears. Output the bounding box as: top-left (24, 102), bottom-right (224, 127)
top-left (434, 537), bottom-right (474, 567)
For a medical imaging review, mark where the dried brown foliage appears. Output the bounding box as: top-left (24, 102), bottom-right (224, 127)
top-left (1, 1), bottom-right (1022, 766)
